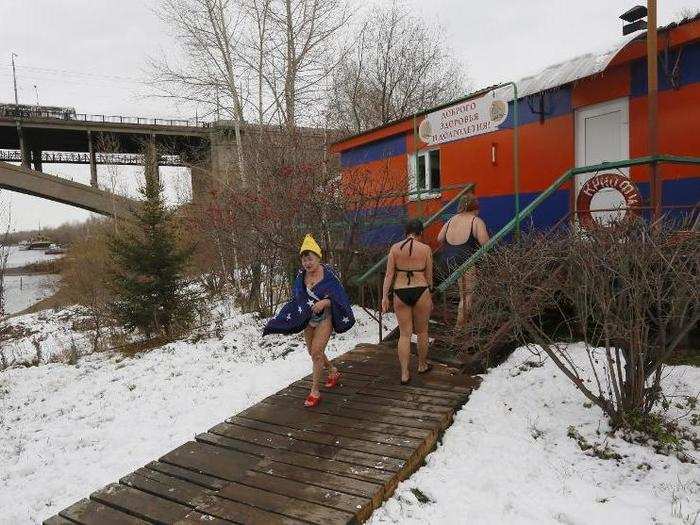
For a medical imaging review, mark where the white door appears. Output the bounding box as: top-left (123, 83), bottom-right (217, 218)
top-left (575, 98), bottom-right (630, 225)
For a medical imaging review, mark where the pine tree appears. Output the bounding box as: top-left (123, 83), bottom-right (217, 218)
top-left (108, 158), bottom-right (195, 339)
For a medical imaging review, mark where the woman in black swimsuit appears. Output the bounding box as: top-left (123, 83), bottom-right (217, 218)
top-left (381, 219), bottom-right (433, 384)
top-left (437, 192), bottom-right (490, 328)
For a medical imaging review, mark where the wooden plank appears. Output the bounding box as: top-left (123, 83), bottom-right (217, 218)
top-left (196, 495), bottom-right (308, 525)
top-left (273, 391), bottom-right (443, 431)
top-left (43, 517), bottom-right (77, 525)
top-left (145, 461), bottom-right (229, 490)
top-left (281, 385), bottom-right (449, 425)
top-left (210, 421), bottom-right (406, 472)
top-left (294, 379), bottom-right (454, 413)
top-left (217, 481), bottom-right (355, 525)
top-left (357, 375), bottom-right (469, 400)
top-left (237, 404), bottom-right (424, 448)
top-left (174, 510), bottom-right (234, 524)
top-left (253, 458), bottom-right (382, 503)
top-left (230, 416), bottom-right (415, 460)
top-left (196, 432), bottom-right (395, 485)
top-left (335, 356), bottom-right (474, 392)
top-left (90, 483), bottom-right (192, 523)
top-left (159, 441), bottom-right (257, 483)
top-left (356, 385), bottom-right (460, 407)
top-left (120, 469), bottom-right (216, 507)
top-left (259, 397), bottom-right (433, 440)
top-left (56, 498), bottom-right (149, 525)
top-left (238, 469), bottom-right (373, 522)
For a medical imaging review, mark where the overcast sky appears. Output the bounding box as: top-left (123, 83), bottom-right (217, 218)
top-left (1, 0), bottom-right (698, 231)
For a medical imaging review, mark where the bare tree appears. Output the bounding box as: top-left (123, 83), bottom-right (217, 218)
top-left (151, 0), bottom-right (248, 179)
top-left (0, 194), bottom-right (11, 317)
top-left (328, 2), bottom-right (469, 134)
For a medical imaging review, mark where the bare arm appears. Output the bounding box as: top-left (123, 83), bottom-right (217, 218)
top-left (382, 248), bottom-right (396, 300)
top-left (437, 221), bottom-right (448, 244)
top-left (425, 247), bottom-right (434, 289)
top-left (475, 217), bottom-right (490, 246)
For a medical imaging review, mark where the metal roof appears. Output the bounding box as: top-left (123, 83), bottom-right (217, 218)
top-left (505, 35), bottom-right (636, 99)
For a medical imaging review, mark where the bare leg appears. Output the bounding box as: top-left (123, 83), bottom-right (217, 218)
top-left (455, 274), bottom-right (466, 329)
top-left (393, 295), bottom-right (413, 382)
top-left (412, 290), bottom-right (432, 372)
top-left (461, 268), bottom-right (477, 328)
top-left (309, 319), bottom-right (333, 396)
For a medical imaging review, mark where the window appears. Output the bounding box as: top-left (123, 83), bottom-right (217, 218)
top-left (408, 149), bottom-right (441, 200)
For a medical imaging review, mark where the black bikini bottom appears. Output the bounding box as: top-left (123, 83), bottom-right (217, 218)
top-left (392, 286), bottom-right (429, 307)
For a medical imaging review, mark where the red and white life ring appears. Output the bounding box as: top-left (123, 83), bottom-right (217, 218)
top-left (576, 173), bottom-right (643, 229)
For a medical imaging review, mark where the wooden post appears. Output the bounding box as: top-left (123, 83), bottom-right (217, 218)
top-left (647, 0), bottom-right (660, 219)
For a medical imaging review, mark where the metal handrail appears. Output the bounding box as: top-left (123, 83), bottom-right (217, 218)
top-left (353, 182), bottom-right (475, 285)
top-left (436, 154), bottom-right (700, 292)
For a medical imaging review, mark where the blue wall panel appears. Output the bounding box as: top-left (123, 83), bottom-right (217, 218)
top-left (631, 41), bottom-right (700, 96)
top-left (500, 86), bottom-right (572, 129)
top-left (340, 134), bottom-right (406, 168)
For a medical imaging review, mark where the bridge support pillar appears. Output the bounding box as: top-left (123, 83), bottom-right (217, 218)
top-left (31, 147), bottom-right (42, 172)
top-left (87, 130), bottom-right (98, 187)
top-left (17, 123), bottom-right (31, 169)
top-left (146, 134), bottom-right (160, 185)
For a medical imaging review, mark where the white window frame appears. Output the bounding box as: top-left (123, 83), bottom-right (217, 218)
top-left (407, 149), bottom-right (441, 201)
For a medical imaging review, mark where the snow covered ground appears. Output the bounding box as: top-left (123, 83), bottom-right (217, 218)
top-left (370, 345), bottom-right (700, 525)
top-left (2, 302), bottom-right (698, 525)
top-left (0, 304), bottom-right (394, 524)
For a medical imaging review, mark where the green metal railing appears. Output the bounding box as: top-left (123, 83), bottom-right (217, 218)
top-left (352, 182), bottom-right (475, 285)
top-left (436, 154), bottom-right (700, 292)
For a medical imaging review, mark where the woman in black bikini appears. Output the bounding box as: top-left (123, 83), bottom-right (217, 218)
top-left (437, 192), bottom-right (490, 328)
top-left (381, 219), bottom-right (433, 384)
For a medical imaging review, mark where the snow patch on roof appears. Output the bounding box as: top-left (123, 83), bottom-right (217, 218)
top-left (492, 34), bottom-right (637, 100)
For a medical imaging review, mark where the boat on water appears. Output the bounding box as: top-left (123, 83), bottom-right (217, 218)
top-left (27, 237), bottom-right (52, 250)
top-left (45, 243), bottom-right (66, 255)
top-left (18, 240), bottom-right (31, 251)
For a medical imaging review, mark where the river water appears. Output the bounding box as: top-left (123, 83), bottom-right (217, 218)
top-left (2, 246), bottom-right (62, 316)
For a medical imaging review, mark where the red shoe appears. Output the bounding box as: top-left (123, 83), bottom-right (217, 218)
top-left (304, 393), bottom-right (321, 407)
top-left (324, 371), bottom-right (342, 389)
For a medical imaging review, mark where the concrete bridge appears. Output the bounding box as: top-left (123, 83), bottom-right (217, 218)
top-left (0, 160), bottom-right (133, 217)
top-left (0, 106), bottom-right (332, 213)
top-left (0, 110), bottom-right (215, 204)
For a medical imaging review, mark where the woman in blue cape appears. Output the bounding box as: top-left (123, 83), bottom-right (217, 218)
top-left (263, 234), bottom-right (355, 407)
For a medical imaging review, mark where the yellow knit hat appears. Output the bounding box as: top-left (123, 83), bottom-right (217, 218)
top-left (299, 234), bottom-right (322, 258)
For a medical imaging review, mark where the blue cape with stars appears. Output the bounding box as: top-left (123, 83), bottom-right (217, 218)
top-left (263, 264), bottom-right (356, 336)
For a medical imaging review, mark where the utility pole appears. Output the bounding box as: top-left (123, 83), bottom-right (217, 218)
top-left (11, 53), bottom-right (19, 105)
top-left (646, 0), bottom-right (660, 220)
top-left (33, 85), bottom-right (39, 106)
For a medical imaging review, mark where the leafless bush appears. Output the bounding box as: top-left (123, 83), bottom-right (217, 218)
top-left (57, 228), bottom-right (116, 352)
top-left (461, 219), bottom-right (699, 429)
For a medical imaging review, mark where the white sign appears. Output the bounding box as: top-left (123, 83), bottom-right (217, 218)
top-left (418, 92), bottom-right (509, 146)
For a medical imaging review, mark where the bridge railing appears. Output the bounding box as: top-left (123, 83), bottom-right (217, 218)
top-left (0, 106), bottom-right (208, 128)
top-left (0, 149), bottom-right (183, 167)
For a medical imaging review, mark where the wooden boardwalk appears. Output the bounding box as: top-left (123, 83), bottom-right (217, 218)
top-left (45, 343), bottom-right (478, 525)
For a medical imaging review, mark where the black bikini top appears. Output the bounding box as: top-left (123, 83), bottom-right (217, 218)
top-left (395, 237), bottom-right (426, 285)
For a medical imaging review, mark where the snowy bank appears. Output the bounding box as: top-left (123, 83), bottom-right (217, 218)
top-left (369, 344), bottom-right (700, 525)
top-left (0, 305), bottom-right (395, 524)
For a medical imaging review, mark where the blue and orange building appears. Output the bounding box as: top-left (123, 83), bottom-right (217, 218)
top-left (331, 15), bottom-right (700, 246)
